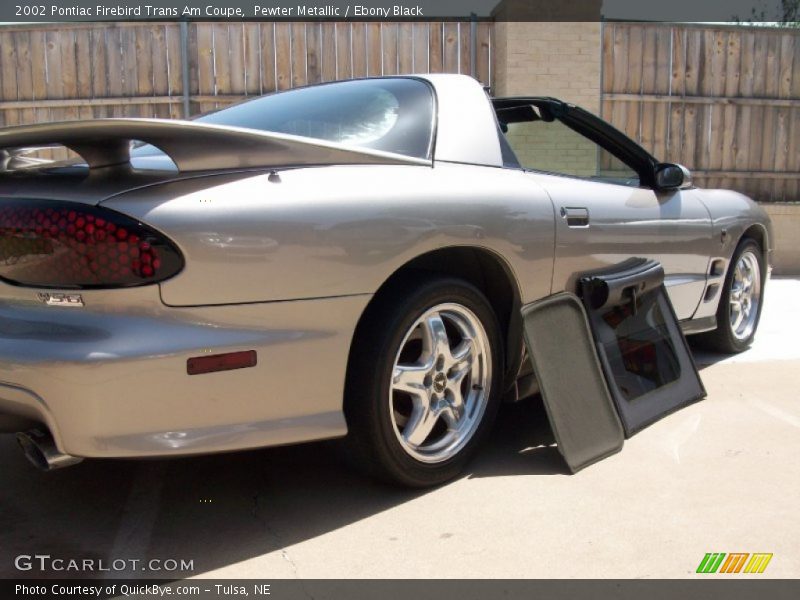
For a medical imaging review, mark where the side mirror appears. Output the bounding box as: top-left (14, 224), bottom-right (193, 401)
top-left (655, 163), bottom-right (692, 190)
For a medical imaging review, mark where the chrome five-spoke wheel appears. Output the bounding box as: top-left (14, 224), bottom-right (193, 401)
top-left (700, 237), bottom-right (765, 354)
top-left (390, 303), bottom-right (492, 464)
top-left (729, 250), bottom-right (762, 341)
top-left (344, 276), bottom-right (502, 487)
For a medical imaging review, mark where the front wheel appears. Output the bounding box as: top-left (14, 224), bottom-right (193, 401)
top-left (698, 238), bottom-right (765, 353)
top-left (344, 275), bottom-right (503, 487)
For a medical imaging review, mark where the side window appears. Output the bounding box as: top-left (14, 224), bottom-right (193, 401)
top-left (503, 115), bottom-right (640, 186)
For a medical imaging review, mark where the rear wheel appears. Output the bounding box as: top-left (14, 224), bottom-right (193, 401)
top-left (344, 275), bottom-right (503, 487)
top-left (698, 238), bottom-right (765, 353)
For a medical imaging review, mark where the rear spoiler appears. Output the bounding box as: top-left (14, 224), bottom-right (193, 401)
top-left (0, 118), bottom-right (431, 173)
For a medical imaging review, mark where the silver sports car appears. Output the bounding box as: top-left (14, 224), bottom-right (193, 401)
top-left (0, 74), bottom-right (771, 486)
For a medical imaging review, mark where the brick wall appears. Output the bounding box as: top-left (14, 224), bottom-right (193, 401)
top-left (494, 22), bottom-right (603, 177)
top-left (504, 122), bottom-right (598, 177)
top-left (493, 22), bottom-right (602, 112)
top-left (762, 204), bottom-right (800, 276)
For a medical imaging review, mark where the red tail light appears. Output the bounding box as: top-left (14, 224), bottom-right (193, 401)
top-left (0, 199), bottom-right (183, 289)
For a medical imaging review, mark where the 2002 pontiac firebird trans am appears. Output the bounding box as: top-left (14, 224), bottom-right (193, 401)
top-left (0, 74), bottom-right (771, 486)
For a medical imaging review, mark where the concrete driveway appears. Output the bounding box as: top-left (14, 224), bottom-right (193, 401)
top-left (1, 279), bottom-right (798, 580)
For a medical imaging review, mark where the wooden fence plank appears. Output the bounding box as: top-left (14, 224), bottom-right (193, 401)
top-left (165, 25), bottom-right (183, 117)
top-left (724, 30), bottom-right (741, 97)
top-left (13, 32), bottom-right (34, 125)
top-left (119, 27), bottom-right (138, 110)
top-left (195, 24), bottom-right (214, 95)
top-left (734, 32), bottom-right (754, 171)
top-left (610, 24), bottom-right (628, 94)
top-left (765, 34), bottom-right (781, 98)
top-left (670, 27), bottom-right (686, 97)
top-left (429, 23), bottom-right (443, 73)
top-left (793, 37), bottom-right (800, 100)
top-left (752, 32), bottom-right (769, 96)
top-left (320, 23), bottom-right (337, 82)
top-left (413, 22), bottom-right (429, 73)
top-left (13, 32), bottom-right (31, 103)
top-left (254, 23), bottom-right (273, 94)
top-left (381, 23), bottom-right (398, 75)
top-left (654, 25), bottom-right (671, 95)
top-left (443, 22), bottom-right (459, 74)
top-left (736, 31), bottom-right (754, 98)
top-left (351, 23), bottom-right (367, 78)
top-left (610, 25), bottom-right (629, 142)
top-left (151, 25), bottom-right (169, 97)
top-left (684, 27), bottom-right (702, 96)
top-left (398, 22), bottom-right (413, 74)
top-left (213, 23), bottom-right (233, 95)
top-left (43, 29), bottom-right (63, 109)
top-left (625, 24), bottom-right (643, 96)
top-left (227, 24), bottom-right (246, 94)
top-left (0, 29), bottom-right (24, 124)
top-left (602, 23), bottom-right (614, 94)
top-left (366, 22), bottom-right (381, 76)
top-left (243, 23), bottom-right (261, 94)
top-left (335, 22), bottom-right (352, 80)
top-left (759, 106), bottom-right (777, 173)
top-left (135, 26), bottom-right (154, 99)
top-left (459, 21), bottom-right (471, 76)
top-left (305, 22), bottom-right (322, 84)
top-left (476, 21), bottom-right (491, 86)
top-left (667, 102), bottom-right (684, 163)
top-left (274, 23), bottom-right (292, 90)
top-left (774, 107), bottom-right (790, 173)
top-left (778, 34), bottom-right (795, 99)
top-left (28, 30), bottom-right (48, 102)
top-left (186, 23), bottom-right (198, 104)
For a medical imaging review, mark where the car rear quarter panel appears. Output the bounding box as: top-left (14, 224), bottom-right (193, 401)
top-left (0, 283), bottom-right (368, 456)
top-left (102, 162), bottom-right (556, 307)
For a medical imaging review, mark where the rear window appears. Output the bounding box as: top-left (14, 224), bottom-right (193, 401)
top-left (194, 78), bottom-right (435, 160)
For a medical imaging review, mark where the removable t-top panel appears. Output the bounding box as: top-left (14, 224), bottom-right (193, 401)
top-left (521, 293), bottom-right (624, 473)
top-left (579, 259), bottom-right (706, 437)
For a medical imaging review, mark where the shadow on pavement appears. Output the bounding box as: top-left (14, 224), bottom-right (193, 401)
top-left (687, 337), bottom-right (739, 370)
top-left (0, 396), bottom-right (563, 580)
top-left (0, 342), bottom-right (736, 580)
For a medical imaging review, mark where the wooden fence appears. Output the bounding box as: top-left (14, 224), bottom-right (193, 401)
top-left (0, 21), bottom-right (492, 125)
top-left (602, 22), bottom-right (800, 203)
top-left (1, 21), bottom-right (797, 204)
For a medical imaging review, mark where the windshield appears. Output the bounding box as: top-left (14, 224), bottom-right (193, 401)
top-left (190, 78), bottom-right (435, 160)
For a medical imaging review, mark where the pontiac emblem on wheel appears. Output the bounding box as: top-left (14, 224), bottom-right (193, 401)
top-left (433, 373), bottom-right (447, 394)
top-left (37, 293), bottom-right (84, 308)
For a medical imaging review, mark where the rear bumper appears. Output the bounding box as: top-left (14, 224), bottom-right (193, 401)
top-left (0, 285), bottom-right (369, 458)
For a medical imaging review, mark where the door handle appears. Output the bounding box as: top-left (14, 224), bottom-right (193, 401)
top-left (561, 206), bottom-right (590, 227)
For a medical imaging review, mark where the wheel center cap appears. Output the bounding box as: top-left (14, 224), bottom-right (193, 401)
top-left (433, 373), bottom-right (447, 394)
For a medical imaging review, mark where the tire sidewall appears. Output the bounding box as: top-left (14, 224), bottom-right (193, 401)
top-left (347, 276), bottom-right (503, 487)
top-left (717, 239), bottom-right (765, 352)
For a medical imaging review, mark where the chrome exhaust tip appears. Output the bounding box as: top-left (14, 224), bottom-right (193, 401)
top-left (16, 429), bottom-right (83, 471)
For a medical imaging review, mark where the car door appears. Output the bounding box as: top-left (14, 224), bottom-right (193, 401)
top-left (494, 99), bottom-right (713, 320)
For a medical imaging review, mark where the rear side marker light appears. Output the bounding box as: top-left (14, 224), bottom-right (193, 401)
top-left (0, 199), bottom-right (183, 289)
top-left (187, 351), bottom-right (258, 376)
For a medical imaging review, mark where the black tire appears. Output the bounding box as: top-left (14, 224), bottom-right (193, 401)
top-left (344, 274), bottom-right (504, 487)
top-left (697, 238), bottom-right (765, 353)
